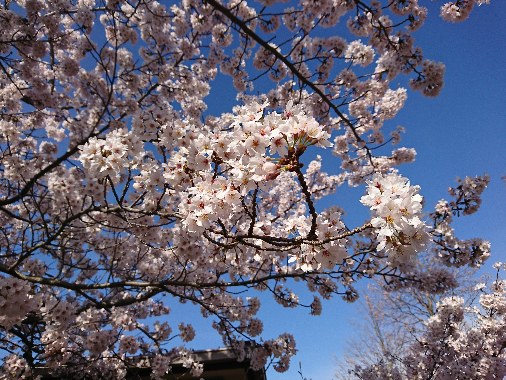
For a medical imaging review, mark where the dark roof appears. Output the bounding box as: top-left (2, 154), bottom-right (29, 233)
top-left (38, 348), bottom-right (267, 380)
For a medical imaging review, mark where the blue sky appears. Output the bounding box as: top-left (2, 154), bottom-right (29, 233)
top-left (170, 2), bottom-right (506, 379)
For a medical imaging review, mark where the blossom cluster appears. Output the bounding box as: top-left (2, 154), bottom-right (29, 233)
top-left (348, 264), bottom-right (506, 380)
top-left (361, 172), bottom-right (430, 266)
top-left (403, 270), bottom-right (506, 379)
top-left (0, 277), bottom-right (40, 330)
top-left (440, 0), bottom-right (491, 22)
top-left (290, 212), bottom-right (349, 272)
top-left (78, 129), bottom-right (143, 180)
top-left (172, 100), bottom-right (332, 235)
top-left (432, 175), bottom-right (491, 267)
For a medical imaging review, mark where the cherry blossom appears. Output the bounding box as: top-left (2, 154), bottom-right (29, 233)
top-left (348, 264), bottom-right (506, 380)
top-left (0, 0), bottom-right (493, 378)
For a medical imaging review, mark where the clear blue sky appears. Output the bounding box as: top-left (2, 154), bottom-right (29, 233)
top-left (174, 2), bottom-right (506, 379)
